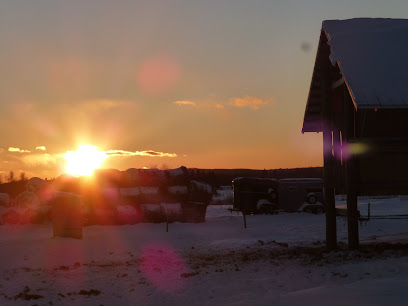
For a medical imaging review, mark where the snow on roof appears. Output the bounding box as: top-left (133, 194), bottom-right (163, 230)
top-left (323, 18), bottom-right (408, 109)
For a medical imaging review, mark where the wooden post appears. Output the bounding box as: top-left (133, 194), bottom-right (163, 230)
top-left (346, 156), bottom-right (359, 249)
top-left (344, 97), bottom-right (359, 250)
top-left (164, 205), bottom-right (169, 232)
top-left (323, 129), bottom-right (337, 250)
top-left (318, 31), bottom-right (337, 250)
top-left (242, 210), bottom-right (247, 229)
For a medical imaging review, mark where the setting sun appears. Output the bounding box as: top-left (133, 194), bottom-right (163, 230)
top-left (63, 145), bottom-right (107, 176)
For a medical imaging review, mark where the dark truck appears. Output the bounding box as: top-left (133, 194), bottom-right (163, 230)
top-left (232, 177), bottom-right (324, 214)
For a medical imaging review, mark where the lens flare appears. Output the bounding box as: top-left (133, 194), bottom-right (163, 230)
top-left (137, 56), bottom-right (181, 95)
top-left (140, 243), bottom-right (188, 293)
top-left (64, 145), bottom-right (107, 176)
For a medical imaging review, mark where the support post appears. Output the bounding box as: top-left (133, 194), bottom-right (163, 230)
top-left (346, 155), bottom-right (359, 249)
top-left (318, 31), bottom-right (337, 250)
top-left (344, 93), bottom-right (359, 250)
top-left (242, 210), bottom-right (247, 229)
top-left (323, 130), bottom-right (337, 250)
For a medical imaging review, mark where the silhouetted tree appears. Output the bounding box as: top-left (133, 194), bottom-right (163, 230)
top-left (19, 172), bottom-right (27, 182)
top-left (160, 164), bottom-right (169, 170)
top-left (7, 171), bottom-right (15, 183)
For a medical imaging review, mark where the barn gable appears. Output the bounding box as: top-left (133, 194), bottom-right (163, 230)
top-left (303, 18), bottom-right (408, 133)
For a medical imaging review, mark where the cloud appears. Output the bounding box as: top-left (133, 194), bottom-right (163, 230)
top-left (173, 95), bottom-right (273, 112)
top-left (173, 100), bottom-right (197, 107)
top-left (8, 147), bottom-right (31, 153)
top-left (105, 150), bottom-right (177, 158)
top-left (230, 96), bottom-right (272, 110)
top-left (22, 153), bottom-right (60, 166)
top-left (36, 146), bottom-right (46, 151)
top-left (80, 99), bottom-right (134, 111)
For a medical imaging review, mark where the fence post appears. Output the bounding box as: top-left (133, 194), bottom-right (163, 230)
top-left (242, 210), bottom-right (247, 229)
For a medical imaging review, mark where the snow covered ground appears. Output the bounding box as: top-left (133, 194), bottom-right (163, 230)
top-left (0, 198), bottom-right (407, 305)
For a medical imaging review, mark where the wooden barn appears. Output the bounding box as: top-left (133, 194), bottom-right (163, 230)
top-left (302, 18), bottom-right (408, 250)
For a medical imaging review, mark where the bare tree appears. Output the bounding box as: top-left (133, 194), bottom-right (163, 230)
top-left (7, 171), bottom-right (15, 183)
top-left (160, 163), bottom-right (169, 170)
top-left (19, 172), bottom-right (27, 182)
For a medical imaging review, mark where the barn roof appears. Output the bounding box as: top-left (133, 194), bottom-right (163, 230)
top-left (302, 18), bottom-right (408, 133)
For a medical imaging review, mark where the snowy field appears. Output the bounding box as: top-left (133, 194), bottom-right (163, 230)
top-left (0, 198), bottom-right (408, 305)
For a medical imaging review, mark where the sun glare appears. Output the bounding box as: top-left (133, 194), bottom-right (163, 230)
top-left (64, 144), bottom-right (107, 176)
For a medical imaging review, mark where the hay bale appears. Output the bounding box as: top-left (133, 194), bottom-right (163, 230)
top-left (140, 204), bottom-right (165, 223)
top-left (182, 202), bottom-right (207, 223)
top-left (15, 191), bottom-right (40, 208)
top-left (0, 193), bottom-right (10, 207)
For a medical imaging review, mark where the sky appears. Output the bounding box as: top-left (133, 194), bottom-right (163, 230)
top-left (1, 0), bottom-right (407, 179)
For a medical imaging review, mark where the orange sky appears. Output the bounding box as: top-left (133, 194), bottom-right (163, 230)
top-left (0, 1), bottom-right (405, 179)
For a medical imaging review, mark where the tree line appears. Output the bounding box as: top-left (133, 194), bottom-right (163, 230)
top-left (0, 171), bottom-right (28, 184)
top-left (0, 167), bottom-right (323, 198)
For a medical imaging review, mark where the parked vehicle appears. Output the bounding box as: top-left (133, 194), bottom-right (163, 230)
top-left (232, 177), bottom-right (279, 214)
top-left (232, 177), bottom-right (324, 214)
top-left (278, 178), bottom-right (324, 213)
